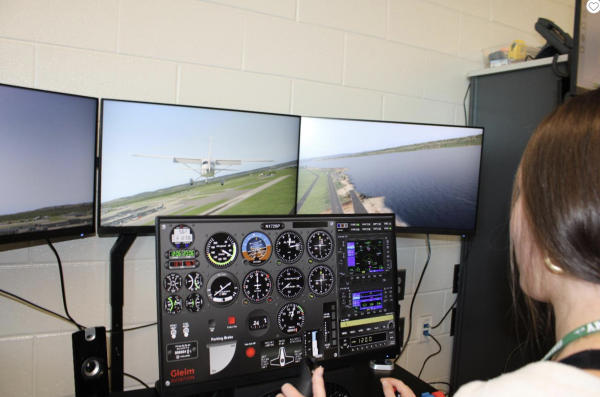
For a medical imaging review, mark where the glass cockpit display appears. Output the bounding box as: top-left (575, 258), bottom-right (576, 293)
top-left (0, 84), bottom-right (98, 244)
top-left (99, 100), bottom-right (300, 235)
top-left (347, 240), bottom-right (384, 274)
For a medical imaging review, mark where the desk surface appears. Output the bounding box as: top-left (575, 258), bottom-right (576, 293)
top-left (111, 363), bottom-right (437, 397)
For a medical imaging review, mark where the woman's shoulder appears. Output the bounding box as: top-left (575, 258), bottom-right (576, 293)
top-left (454, 361), bottom-right (600, 397)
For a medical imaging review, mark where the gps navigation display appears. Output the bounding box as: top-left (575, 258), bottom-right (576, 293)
top-left (98, 100), bottom-right (300, 235)
top-left (0, 84), bottom-right (98, 244)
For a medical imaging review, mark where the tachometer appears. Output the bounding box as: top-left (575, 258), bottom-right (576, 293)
top-left (277, 303), bottom-right (306, 335)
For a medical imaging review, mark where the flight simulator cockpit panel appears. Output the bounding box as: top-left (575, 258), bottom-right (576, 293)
top-left (155, 214), bottom-right (399, 396)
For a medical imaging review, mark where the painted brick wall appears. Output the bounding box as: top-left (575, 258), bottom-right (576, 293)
top-left (0, 0), bottom-right (573, 395)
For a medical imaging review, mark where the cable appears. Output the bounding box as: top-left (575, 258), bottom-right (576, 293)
top-left (400, 234), bottom-right (431, 357)
top-left (431, 297), bottom-right (457, 330)
top-left (429, 381), bottom-right (452, 391)
top-left (46, 239), bottom-right (84, 331)
top-left (124, 323), bottom-right (157, 332)
top-left (552, 53), bottom-right (569, 78)
top-left (418, 333), bottom-right (442, 379)
top-left (106, 323), bottom-right (157, 333)
top-left (463, 83), bottom-right (471, 126)
top-left (0, 287), bottom-right (82, 329)
top-left (124, 372), bottom-right (150, 389)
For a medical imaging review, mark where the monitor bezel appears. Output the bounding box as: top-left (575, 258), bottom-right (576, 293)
top-left (570, 0), bottom-right (584, 96)
top-left (0, 83), bottom-right (99, 246)
top-left (297, 116), bottom-right (485, 236)
top-left (97, 98), bottom-right (302, 237)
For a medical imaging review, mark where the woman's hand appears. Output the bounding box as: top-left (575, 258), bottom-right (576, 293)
top-left (381, 377), bottom-right (416, 397)
top-left (277, 366), bottom-right (326, 397)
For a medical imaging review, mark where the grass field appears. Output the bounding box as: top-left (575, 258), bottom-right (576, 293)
top-left (297, 169), bottom-right (330, 214)
top-left (221, 168), bottom-right (298, 215)
top-left (182, 200), bottom-right (229, 215)
top-left (296, 168), bottom-right (317, 201)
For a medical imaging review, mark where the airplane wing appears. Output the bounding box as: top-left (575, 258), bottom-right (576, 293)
top-left (133, 154), bottom-right (205, 165)
top-left (215, 159), bottom-right (273, 165)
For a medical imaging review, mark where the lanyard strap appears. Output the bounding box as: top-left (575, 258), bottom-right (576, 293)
top-left (542, 320), bottom-right (600, 361)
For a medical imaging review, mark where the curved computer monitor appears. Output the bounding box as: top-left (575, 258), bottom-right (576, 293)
top-left (297, 117), bottom-right (484, 235)
top-left (98, 100), bottom-right (301, 236)
top-left (0, 84), bottom-right (98, 245)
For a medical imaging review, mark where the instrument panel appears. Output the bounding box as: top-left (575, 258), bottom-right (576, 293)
top-left (156, 215), bottom-right (398, 396)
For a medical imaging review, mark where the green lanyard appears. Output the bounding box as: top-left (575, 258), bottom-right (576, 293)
top-left (542, 319), bottom-right (600, 361)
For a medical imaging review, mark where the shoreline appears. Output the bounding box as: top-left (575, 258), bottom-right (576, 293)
top-left (331, 168), bottom-right (408, 226)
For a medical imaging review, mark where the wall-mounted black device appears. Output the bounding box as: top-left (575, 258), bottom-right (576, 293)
top-left (155, 214), bottom-right (399, 396)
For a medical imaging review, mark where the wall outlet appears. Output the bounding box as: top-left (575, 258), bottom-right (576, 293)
top-left (418, 315), bottom-right (432, 343)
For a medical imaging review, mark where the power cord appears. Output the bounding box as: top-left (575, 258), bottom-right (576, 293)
top-left (431, 297), bottom-right (457, 330)
top-left (0, 287), bottom-right (81, 328)
top-left (418, 333), bottom-right (442, 379)
top-left (46, 239), bottom-right (85, 331)
top-left (400, 234), bottom-right (431, 357)
top-left (0, 286), bottom-right (156, 333)
top-left (124, 372), bottom-right (150, 389)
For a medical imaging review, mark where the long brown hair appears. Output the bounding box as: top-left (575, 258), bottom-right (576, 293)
top-left (511, 88), bottom-right (600, 338)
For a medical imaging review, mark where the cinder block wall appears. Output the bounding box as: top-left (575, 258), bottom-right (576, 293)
top-left (0, 0), bottom-right (573, 395)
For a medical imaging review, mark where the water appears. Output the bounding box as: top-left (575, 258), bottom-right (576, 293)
top-left (301, 146), bottom-right (481, 231)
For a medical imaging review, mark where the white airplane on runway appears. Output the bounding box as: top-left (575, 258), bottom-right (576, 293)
top-left (134, 138), bottom-right (273, 185)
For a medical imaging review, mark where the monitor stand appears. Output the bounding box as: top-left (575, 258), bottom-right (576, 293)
top-left (109, 234), bottom-right (137, 393)
top-left (369, 359), bottom-right (395, 371)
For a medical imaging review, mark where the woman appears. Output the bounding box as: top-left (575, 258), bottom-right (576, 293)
top-left (278, 88), bottom-right (600, 397)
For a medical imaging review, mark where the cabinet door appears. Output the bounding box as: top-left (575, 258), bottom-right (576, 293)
top-left (451, 65), bottom-right (562, 389)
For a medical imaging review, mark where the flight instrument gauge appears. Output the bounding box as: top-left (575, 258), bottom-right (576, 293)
top-left (242, 269), bottom-right (273, 303)
top-left (207, 272), bottom-right (239, 307)
top-left (163, 273), bottom-right (182, 293)
top-left (205, 232), bottom-right (237, 267)
top-left (171, 225), bottom-right (195, 249)
top-left (185, 294), bottom-right (203, 312)
top-left (164, 295), bottom-right (183, 314)
top-left (308, 265), bottom-right (335, 296)
top-left (277, 303), bottom-right (306, 335)
top-left (276, 267), bottom-right (305, 300)
top-left (307, 230), bottom-right (334, 261)
top-left (242, 232), bottom-right (272, 265)
top-left (185, 272), bottom-right (203, 291)
top-left (275, 231), bottom-right (304, 264)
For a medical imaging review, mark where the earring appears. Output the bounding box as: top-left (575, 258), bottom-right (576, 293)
top-left (544, 255), bottom-right (565, 275)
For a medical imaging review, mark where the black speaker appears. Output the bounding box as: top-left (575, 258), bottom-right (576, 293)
top-left (72, 327), bottom-right (109, 397)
